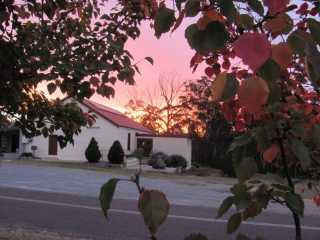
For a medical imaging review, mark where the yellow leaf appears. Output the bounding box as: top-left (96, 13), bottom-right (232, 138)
top-left (238, 76), bottom-right (270, 113)
top-left (211, 72), bottom-right (227, 101)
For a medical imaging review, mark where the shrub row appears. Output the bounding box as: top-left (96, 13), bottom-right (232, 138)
top-left (85, 138), bottom-right (124, 164)
top-left (148, 152), bottom-right (187, 169)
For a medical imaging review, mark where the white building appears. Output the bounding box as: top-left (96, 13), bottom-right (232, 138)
top-left (0, 98), bottom-right (192, 167)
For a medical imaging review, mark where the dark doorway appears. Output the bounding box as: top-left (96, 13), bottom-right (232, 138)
top-left (137, 138), bottom-right (153, 156)
top-left (127, 133), bottom-right (131, 151)
top-left (11, 133), bottom-right (19, 153)
top-left (48, 135), bottom-right (58, 155)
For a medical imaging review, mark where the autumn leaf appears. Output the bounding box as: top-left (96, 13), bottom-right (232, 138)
top-left (233, 32), bottom-right (271, 71)
top-left (211, 72), bottom-right (239, 101)
top-left (264, 13), bottom-right (293, 38)
top-left (272, 43), bottom-right (293, 69)
top-left (263, 0), bottom-right (289, 15)
top-left (238, 76), bottom-right (270, 113)
top-left (263, 144), bottom-right (280, 163)
top-left (205, 67), bottom-right (214, 77)
top-left (197, 10), bottom-right (225, 30)
top-left (90, 76), bottom-right (100, 87)
top-left (172, 10), bottom-right (185, 33)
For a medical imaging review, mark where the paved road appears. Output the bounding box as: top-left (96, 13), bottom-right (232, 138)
top-left (0, 187), bottom-right (320, 240)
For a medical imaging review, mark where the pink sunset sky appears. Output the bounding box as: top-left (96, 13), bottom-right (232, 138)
top-left (42, 18), bottom-right (203, 112)
top-left (91, 19), bottom-right (204, 112)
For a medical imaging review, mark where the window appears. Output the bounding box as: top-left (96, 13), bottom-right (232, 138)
top-left (137, 138), bottom-right (153, 156)
top-left (48, 135), bottom-right (58, 155)
top-left (127, 133), bottom-right (131, 151)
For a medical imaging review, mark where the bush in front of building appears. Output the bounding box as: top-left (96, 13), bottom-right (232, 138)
top-left (165, 154), bottom-right (187, 169)
top-left (152, 158), bottom-right (166, 169)
top-left (108, 140), bottom-right (124, 164)
top-left (85, 137), bottom-right (102, 163)
top-left (148, 152), bottom-right (168, 166)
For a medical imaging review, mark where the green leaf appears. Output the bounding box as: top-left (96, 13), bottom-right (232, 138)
top-left (305, 43), bottom-right (320, 89)
top-left (271, 183), bottom-right (291, 192)
top-left (257, 58), bottom-right (280, 82)
top-left (308, 18), bottom-right (320, 44)
top-left (154, 6), bottom-right (175, 38)
top-left (247, 0), bottom-right (264, 16)
top-left (267, 83), bottom-right (281, 105)
top-left (218, 0), bottom-right (237, 21)
top-left (252, 126), bottom-right (270, 151)
top-left (227, 213), bottom-right (242, 234)
top-left (184, 233), bottom-right (208, 240)
top-left (237, 14), bottom-right (254, 30)
top-left (290, 121), bottom-right (305, 137)
top-left (185, 0), bottom-right (201, 17)
top-left (211, 73), bottom-right (239, 101)
top-left (176, 0), bottom-right (187, 11)
top-left (228, 133), bottom-right (252, 152)
top-left (287, 30), bottom-right (313, 56)
top-left (312, 125), bottom-right (320, 148)
top-left (220, 74), bottom-right (239, 101)
top-left (285, 192), bottom-right (304, 217)
top-left (99, 178), bottom-right (119, 218)
top-left (288, 138), bottom-right (311, 170)
top-left (145, 57), bottom-right (154, 65)
top-left (235, 158), bottom-right (258, 183)
top-left (47, 82), bottom-right (57, 94)
top-left (138, 190), bottom-right (170, 236)
top-left (230, 183), bottom-right (247, 195)
top-left (234, 192), bottom-right (251, 210)
top-left (185, 21), bottom-right (229, 53)
top-left (217, 196), bottom-right (234, 218)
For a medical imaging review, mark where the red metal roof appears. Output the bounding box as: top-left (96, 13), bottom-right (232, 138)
top-left (82, 99), bottom-right (153, 133)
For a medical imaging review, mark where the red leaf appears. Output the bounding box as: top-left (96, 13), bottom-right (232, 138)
top-left (190, 53), bottom-right (203, 67)
top-left (205, 67), bottom-right (214, 77)
top-left (222, 59), bottom-right (231, 70)
top-left (212, 63), bottom-right (221, 75)
top-left (233, 33), bottom-right (271, 71)
top-left (238, 76), bottom-right (270, 113)
top-left (172, 10), bottom-right (185, 33)
top-left (263, 144), bottom-right (280, 163)
top-left (221, 101), bottom-right (235, 121)
top-left (263, 0), bottom-right (289, 15)
top-left (90, 76), bottom-right (100, 87)
top-left (296, 2), bottom-right (308, 15)
top-left (235, 119), bottom-right (246, 132)
top-left (271, 43), bottom-right (293, 69)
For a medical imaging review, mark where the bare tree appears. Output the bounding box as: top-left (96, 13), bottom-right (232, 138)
top-left (125, 73), bottom-right (188, 134)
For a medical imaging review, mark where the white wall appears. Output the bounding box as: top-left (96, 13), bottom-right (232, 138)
top-left (144, 136), bottom-right (192, 168)
top-left (25, 100), bottom-right (145, 162)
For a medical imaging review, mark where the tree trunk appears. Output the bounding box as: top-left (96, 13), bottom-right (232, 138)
top-left (278, 135), bottom-right (302, 240)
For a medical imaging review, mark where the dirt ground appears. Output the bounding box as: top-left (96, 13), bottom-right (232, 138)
top-left (0, 228), bottom-right (89, 240)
